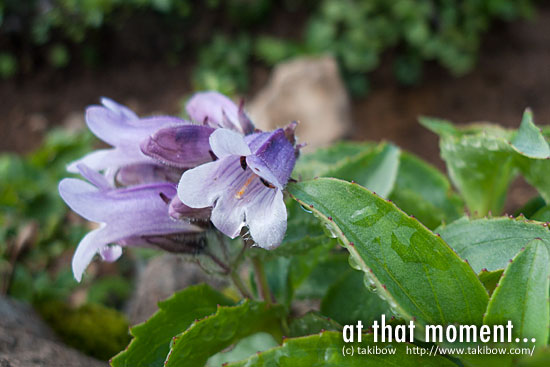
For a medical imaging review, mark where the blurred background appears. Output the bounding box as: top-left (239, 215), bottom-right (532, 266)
top-left (1, 0), bottom-right (548, 365)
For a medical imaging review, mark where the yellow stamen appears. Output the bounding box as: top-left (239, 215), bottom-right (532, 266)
top-left (235, 175), bottom-right (256, 199)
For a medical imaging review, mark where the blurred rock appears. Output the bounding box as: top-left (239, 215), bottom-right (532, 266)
top-left (62, 111), bottom-right (86, 133)
top-left (248, 56), bottom-right (352, 151)
top-left (0, 296), bottom-right (106, 367)
top-left (126, 255), bottom-right (228, 325)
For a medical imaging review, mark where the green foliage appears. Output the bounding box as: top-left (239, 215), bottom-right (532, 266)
top-left (1, 0), bottom-right (537, 96)
top-left (38, 300), bottom-right (131, 360)
top-left (320, 269), bottom-right (391, 326)
top-left (436, 216), bottom-right (550, 273)
top-left (226, 332), bottom-right (455, 366)
top-left (0, 128), bottom-right (95, 302)
top-left (484, 240), bottom-right (549, 347)
top-left (165, 300), bottom-right (286, 367)
top-left (288, 312), bottom-right (341, 337)
top-left (422, 110), bottom-right (550, 216)
top-left (288, 178), bottom-right (488, 329)
top-left (0, 52), bottom-right (17, 78)
top-left (112, 284), bottom-right (234, 367)
top-left (192, 34), bottom-right (252, 95)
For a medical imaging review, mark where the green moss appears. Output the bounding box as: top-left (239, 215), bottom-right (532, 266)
top-left (37, 300), bottom-right (131, 361)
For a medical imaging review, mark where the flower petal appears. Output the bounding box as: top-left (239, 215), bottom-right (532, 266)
top-left (178, 157), bottom-right (239, 208)
top-left (169, 196), bottom-right (211, 221)
top-left (186, 91), bottom-right (239, 129)
top-left (75, 163), bottom-right (110, 190)
top-left (209, 129), bottom-right (251, 158)
top-left (210, 191), bottom-right (246, 238)
top-left (244, 187), bottom-right (286, 249)
top-left (68, 182), bottom-right (204, 281)
top-left (86, 105), bottom-right (188, 147)
top-left (67, 148), bottom-right (150, 174)
top-left (99, 245), bottom-right (123, 262)
top-left (100, 97), bottom-right (138, 120)
top-left (245, 129), bottom-right (296, 188)
top-left (140, 125), bottom-right (215, 168)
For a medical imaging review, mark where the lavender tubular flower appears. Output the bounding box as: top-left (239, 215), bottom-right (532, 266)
top-left (67, 98), bottom-right (189, 182)
top-left (178, 128), bottom-right (297, 249)
top-left (59, 165), bottom-right (203, 281)
top-left (140, 125), bottom-right (216, 169)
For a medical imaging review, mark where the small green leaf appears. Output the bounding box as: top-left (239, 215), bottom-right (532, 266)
top-left (295, 142), bottom-right (399, 198)
top-left (484, 240), bottom-right (549, 347)
top-left (326, 143), bottom-right (400, 198)
top-left (289, 178), bottom-right (488, 330)
top-left (478, 269), bottom-right (503, 296)
top-left (164, 300), bottom-right (285, 367)
top-left (515, 157), bottom-right (550, 203)
top-left (288, 312), bottom-right (341, 337)
top-left (111, 284), bottom-right (234, 367)
top-left (532, 205), bottom-right (550, 222)
top-left (294, 141), bottom-right (377, 180)
top-left (437, 216), bottom-right (550, 272)
top-left (511, 109), bottom-right (550, 159)
top-left (227, 332), bottom-right (455, 366)
top-left (321, 269), bottom-right (391, 326)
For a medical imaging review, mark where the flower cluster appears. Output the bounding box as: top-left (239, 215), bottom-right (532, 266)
top-left (59, 92), bottom-right (300, 281)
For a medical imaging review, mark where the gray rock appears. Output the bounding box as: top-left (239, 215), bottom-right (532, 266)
top-left (248, 56), bottom-right (352, 151)
top-left (0, 296), bottom-right (106, 367)
top-left (126, 255), bottom-right (228, 325)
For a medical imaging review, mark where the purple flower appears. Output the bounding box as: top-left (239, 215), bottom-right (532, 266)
top-left (178, 127), bottom-right (297, 249)
top-left (59, 164), bottom-right (204, 281)
top-left (185, 91), bottom-right (255, 135)
top-left (67, 98), bottom-right (193, 184)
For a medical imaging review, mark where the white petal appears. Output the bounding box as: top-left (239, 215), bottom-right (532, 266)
top-left (209, 129), bottom-right (251, 158)
top-left (245, 188), bottom-right (287, 249)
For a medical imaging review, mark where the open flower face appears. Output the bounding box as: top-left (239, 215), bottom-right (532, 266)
top-left (59, 165), bottom-right (204, 281)
top-left (178, 128), bottom-right (297, 249)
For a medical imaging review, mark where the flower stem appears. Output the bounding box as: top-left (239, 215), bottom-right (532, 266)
top-left (231, 271), bottom-right (252, 299)
top-left (252, 257), bottom-right (273, 305)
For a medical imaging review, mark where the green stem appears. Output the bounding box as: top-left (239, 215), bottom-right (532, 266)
top-left (231, 271), bottom-right (252, 299)
top-left (252, 257), bottom-right (273, 305)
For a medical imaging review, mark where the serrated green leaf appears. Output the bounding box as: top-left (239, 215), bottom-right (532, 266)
top-left (484, 240), bottom-right (549, 347)
top-left (226, 332), bottom-right (455, 367)
top-left (206, 333), bottom-right (278, 367)
top-left (511, 109), bottom-right (550, 159)
top-left (389, 152), bottom-right (463, 229)
top-left (478, 269), bottom-right (503, 296)
top-left (111, 284), bottom-right (234, 367)
top-left (288, 178), bottom-right (488, 331)
top-left (165, 300), bottom-right (286, 367)
top-left (321, 269), bottom-right (391, 326)
top-left (288, 312), bottom-right (341, 337)
top-left (440, 132), bottom-right (516, 216)
top-left (436, 217), bottom-right (550, 272)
